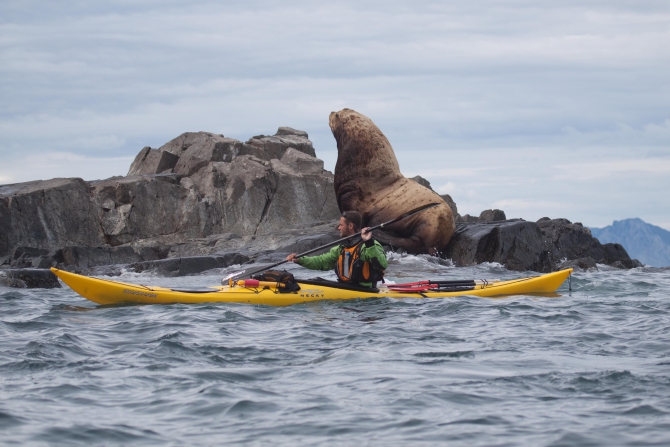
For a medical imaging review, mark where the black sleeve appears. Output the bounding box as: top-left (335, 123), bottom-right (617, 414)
top-left (364, 238), bottom-right (376, 248)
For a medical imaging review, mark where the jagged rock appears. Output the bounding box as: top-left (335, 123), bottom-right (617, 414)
top-left (600, 245), bottom-right (642, 268)
top-left (9, 247), bottom-right (50, 268)
top-left (279, 148), bottom-right (324, 175)
top-left (444, 220), bottom-right (554, 272)
top-left (460, 214), bottom-right (480, 223)
top-left (158, 132), bottom-right (239, 160)
top-left (410, 175), bottom-right (432, 190)
top-left (166, 233), bottom-right (245, 258)
top-left (444, 218), bottom-right (642, 272)
top-left (130, 252), bottom-right (251, 277)
top-left (0, 268), bottom-right (61, 289)
top-left (126, 130), bottom-right (338, 241)
top-left (164, 223), bottom-right (339, 259)
top-left (275, 232), bottom-right (341, 254)
top-left (0, 178), bottom-right (105, 257)
top-left (60, 244), bottom-right (168, 269)
top-left (535, 218), bottom-right (640, 267)
top-left (453, 209), bottom-right (506, 224)
top-left (479, 209), bottom-right (507, 222)
top-left (0, 126), bottom-right (340, 273)
top-left (0, 125), bottom-right (342, 272)
top-left (0, 275), bottom-right (26, 288)
top-left (256, 160), bottom-right (338, 234)
top-left (127, 147), bottom-right (179, 175)
top-left (276, 126), bottom-right (308, 138)
top-left (117, 223), bottom-right (341, 276)
top-left (173, 155), bottom-right (209, 177)
top-left (4, 242), bottom-right (169, 272)
top-left (244, 130), bottom-right (316, 160)
top-left (129, 132), bottom-right (246, 176)
top-left (90, 174), bottom-right (199, 246)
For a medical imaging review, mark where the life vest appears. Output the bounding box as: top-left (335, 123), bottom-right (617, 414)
top-left (335, 241), bottom-right (385, 285)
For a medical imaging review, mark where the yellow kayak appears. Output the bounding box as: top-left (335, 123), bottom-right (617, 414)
top-left (51, 267), bottom-right (573, 307)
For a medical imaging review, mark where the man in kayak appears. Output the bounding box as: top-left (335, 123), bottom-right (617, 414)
top-left (285, 211), bottom-right (388, 288)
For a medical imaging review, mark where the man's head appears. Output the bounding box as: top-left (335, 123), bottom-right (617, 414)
top-left (338, 211), bottom-right (363, 237)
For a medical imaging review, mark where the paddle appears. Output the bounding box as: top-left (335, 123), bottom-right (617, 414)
top-left (388, 279), bottom-right (500, 288)
top-left (223, 202), bottom-right (441, 283)
top-left (385, 278), bottom-right (501, 292)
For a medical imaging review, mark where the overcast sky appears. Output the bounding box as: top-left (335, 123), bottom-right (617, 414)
top-left (1, 1), bottom-right (669, 228)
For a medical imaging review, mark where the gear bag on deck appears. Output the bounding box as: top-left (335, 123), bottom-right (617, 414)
top-left (251, 270), bottom-right (300, 293)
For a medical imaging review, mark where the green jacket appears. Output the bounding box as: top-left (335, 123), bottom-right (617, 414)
top-left (297, 239), bottom-right (388, 287)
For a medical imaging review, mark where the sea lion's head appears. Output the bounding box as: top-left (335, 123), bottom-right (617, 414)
top-left (329, 108), bottom-right (401, 185)
top-left (329, 108), bottom-right (356, 145)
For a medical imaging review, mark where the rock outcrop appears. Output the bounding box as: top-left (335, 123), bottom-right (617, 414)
top-left (453, 209), bottom-right (506, 223)
top-left (408, 176), bottom-right (640, 272)
top-left (0, 128), bottom-right (340, 276)
top-left (0, 178), bottom-right (106, 258)
top-left (443, 217), bottom-right (642, 272)
top-left (0, 269), bottom-right (61, 289)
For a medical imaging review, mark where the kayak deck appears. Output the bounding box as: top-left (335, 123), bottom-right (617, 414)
top-left (51, 267), bottom-right (573, 306)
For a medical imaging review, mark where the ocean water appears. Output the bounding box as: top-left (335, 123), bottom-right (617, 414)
top-left (2, 254), bottom-right (670, 446)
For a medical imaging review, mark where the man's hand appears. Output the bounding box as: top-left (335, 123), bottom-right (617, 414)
top-left (361, 227), bottom-right (372, 241)
top-left (286, 253), bottom-right (300, 263)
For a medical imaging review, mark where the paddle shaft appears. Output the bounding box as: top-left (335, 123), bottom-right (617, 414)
top-left (231, 202), bottom-right (441, 280)
top-left (390, 279), bottom-right (501, 287)
top-left (386, 278), bottom-right (500, 292)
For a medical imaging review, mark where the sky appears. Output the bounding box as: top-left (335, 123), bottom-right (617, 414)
top-left (1, 0), bottom-right (669, 229)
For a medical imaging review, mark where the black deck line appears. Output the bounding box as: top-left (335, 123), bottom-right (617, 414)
top-left (169, 288), bottom-right (219, 294)
top-left (297, 278), bottom-right (380, 293)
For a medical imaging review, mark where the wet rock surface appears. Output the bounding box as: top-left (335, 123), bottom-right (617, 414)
top-left (478, 209), bottom-right (507, 222)
top-left (444, 219), bottom-right (553, 272)
top-left (0, 269), bottom-right (61, 289)
top-left (0, 178), bottom-right (106, 256)
top-left (444, 218), bottom-right (641, 272)
top-left (1, 222), bottom-right (342, 280)
top-left (130, 252), bottom-right (252, 277)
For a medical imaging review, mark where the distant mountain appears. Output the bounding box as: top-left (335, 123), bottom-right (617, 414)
top-left (590, 218), bottom-right (670, 267)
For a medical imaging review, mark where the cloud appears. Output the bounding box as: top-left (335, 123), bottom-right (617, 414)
top-left (434, 182), bottom-right (458, 195)
top-left (493, 199), bottom-right (569, 213)
top-left (0, 152), bottom-right (134, 184)
top-left (553, 157), bottom-right (670, 181)
top-left (0, 0), bottom-right (669, 229)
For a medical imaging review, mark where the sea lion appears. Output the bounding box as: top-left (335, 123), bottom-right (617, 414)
top-left (329, 108), bottom-right (455, 255)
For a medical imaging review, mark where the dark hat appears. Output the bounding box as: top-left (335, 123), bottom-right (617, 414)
top-left (341, 210), bottom-right (363, 231)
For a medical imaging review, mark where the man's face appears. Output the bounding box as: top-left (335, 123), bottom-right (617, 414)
top-left (337, 217), bottom-right (356, 237)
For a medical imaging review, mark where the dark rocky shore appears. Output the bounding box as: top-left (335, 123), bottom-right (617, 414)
top-left (0, 128), bottom-right (640, 288)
